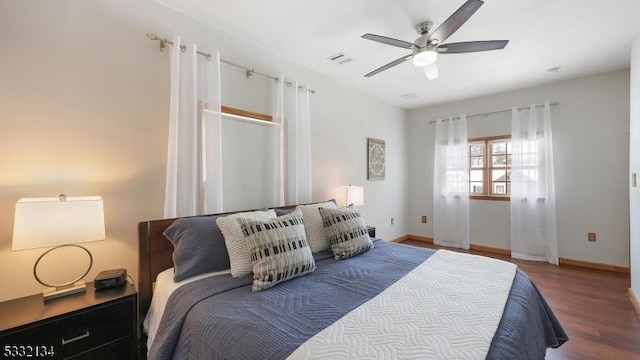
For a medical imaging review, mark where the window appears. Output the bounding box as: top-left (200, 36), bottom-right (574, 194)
top-left (468, 135), bottom-right (511, 200)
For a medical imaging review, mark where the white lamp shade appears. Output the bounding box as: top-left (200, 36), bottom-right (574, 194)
top-left (12, 196), bottom-right (105, 250)
top-left (346, 186), bottom-right (364, 207)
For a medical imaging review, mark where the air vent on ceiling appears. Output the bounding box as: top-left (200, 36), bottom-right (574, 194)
top-left (400, 92), bottom-right (419, 100)
top-left (547, 66), bottom-right (561, 74)
top-left (327, 52), bottom-right (352, 65)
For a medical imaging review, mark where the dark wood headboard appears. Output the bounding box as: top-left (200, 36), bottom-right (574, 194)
top-left (138, 216), bottom-right (183, 317)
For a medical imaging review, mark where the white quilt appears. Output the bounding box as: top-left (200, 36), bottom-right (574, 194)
top-left (288, 249), bottom-right (517, 360)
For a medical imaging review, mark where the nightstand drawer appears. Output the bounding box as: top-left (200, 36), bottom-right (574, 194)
top-left (67, 338), bottom-right (133, 360)
top-left (1, 298), bottom-right (134, 359)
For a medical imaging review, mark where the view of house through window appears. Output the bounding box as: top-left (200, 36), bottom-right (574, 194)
top-left (468, 135), bottom-right (511, 199)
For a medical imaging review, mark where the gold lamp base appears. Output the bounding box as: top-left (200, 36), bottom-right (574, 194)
top-left (42, 281), bottom-right (87, 301)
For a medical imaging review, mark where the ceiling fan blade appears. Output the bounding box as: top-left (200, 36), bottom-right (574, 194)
top-left (423, 62), bottom-right (439, 80)
top-left (364, 54), bottom-right (413, 77)
top-left (429, 0), bottom-right (484, 44)
top-left (361, 33), bottom-right (416, 49)
top-left (437, 40), bottom-right (508, 53)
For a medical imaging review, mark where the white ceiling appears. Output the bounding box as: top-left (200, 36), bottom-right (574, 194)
top-left (151, 0), bottom-right (640, 109)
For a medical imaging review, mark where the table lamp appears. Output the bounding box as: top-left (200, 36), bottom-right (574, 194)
top-left (12, 195), bottom-right (105, 301)
top-left (346, 185), bottom-right (364, 207)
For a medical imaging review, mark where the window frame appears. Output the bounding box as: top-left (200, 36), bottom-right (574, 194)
top-left (221, 105), bottom-right (273, 122)
top-left (468, 135), bottom-right (511, 201)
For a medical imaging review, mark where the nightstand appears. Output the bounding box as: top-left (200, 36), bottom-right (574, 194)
top-left (367, 226), bottom-right (376, 238)
top-left (0, 282), bottom-right (137, 360)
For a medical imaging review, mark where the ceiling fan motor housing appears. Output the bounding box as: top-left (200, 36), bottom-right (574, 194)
top-left (415, 21), bottom-right (434, 36)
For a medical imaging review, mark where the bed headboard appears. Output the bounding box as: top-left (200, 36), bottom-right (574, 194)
top-left (137, 205), bottom-right (299, 319)
top-left (138, 216), bottom-right (184, 317)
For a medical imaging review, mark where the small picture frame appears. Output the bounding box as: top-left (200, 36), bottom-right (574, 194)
top-left (367, 138), bottom-right (386, 181)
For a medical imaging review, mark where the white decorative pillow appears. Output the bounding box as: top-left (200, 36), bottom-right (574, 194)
top-left (216, 209), bottom-right (276, 277)
top-left (319, 206), bottom-right (374, 259)
top-left (238, 210), bottom-right (316, 291)
top-left (296, 201), bottom-right (338, 252)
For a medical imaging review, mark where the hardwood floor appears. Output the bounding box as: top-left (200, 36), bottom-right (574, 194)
top-left (400, 239), bottom-right (640, 360)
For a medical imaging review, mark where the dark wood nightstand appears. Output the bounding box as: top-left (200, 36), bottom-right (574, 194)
top-left (367, 226), bottom-right (376, 238)
top-left (0, 282), bottom-right (137, 360)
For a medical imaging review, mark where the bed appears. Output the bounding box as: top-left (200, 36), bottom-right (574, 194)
top-left (138, 203), bottom-right (567, 359)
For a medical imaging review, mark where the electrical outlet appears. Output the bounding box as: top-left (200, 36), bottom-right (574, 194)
top-left (421, 216), bottom-right (427, 223)
top-left (588, 232), bottom-right (596, 242)
top-left (391, 217), bottom-right (394, 225)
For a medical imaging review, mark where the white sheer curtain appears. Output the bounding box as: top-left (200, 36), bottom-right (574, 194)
top-left (201, 52), bottom-right (223, 215)
top-left (164, 36), bottom-right (223, 218)
top-left (433, 116), bottom-right (470, 249)
top-left (273, 76), bottom-right (312, 205)
top-left (510, 102), bottom-right (558, 264)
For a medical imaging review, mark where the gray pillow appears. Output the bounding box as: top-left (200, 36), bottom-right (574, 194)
top-left (163, 216), bottom-right (229, 282)
top-left (319, 207), bottom-right (374, 259)
top-left (238, 210), bottom-right (316, 291)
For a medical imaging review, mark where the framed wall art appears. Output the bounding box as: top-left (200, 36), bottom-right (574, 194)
top-left (367, 138), bottom-right (385, 180)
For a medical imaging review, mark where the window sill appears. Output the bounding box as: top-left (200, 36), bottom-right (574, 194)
top-left (470, 195), bottom-right (510, 202)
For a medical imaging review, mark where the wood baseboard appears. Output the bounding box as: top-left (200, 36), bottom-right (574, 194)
top-left (390, 235), bottom-right (410, 243)
top-left (559, 257), bottom-right (630, 274)
top-left (469, 244), bottom-right (511, 256)
top-left (630, 289), bottom-right (640, 318)
top-left (401, 234), bottom-right (629, 274)
top-left (404, 235), bottom-right (433, 243)
top-left (405, 235), bottom-right (510, 256)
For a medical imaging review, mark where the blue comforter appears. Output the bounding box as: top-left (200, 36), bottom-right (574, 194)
top-left (148, 240), bottom-right (567, 359)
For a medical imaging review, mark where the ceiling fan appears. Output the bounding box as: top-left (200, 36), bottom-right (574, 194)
top-left (362, 0), bottom-right (508, 80)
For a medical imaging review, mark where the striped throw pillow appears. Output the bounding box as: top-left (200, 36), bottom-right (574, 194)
top-left (319, 207), bottom-right (374, 259)
top-left (238, 210), bottom-right (316, 291)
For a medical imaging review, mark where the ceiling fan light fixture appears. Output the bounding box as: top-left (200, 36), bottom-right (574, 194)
top-left (412, 50), bottom-right (438, 67)
top-left (423, 63), bottom-right (439, 80)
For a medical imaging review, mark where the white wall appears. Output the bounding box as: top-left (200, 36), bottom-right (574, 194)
top-left (0, 0), bottom-right (408, 301)
top-left (630, 36), bottom-right (640, 295)
top-left (408, 70), bottom-right (630, 267)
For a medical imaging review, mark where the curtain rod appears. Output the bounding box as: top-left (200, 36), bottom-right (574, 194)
top-left (146, 33), bottom-right (316, 94)
top-left (428, 101), bottom-right (559, 124)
